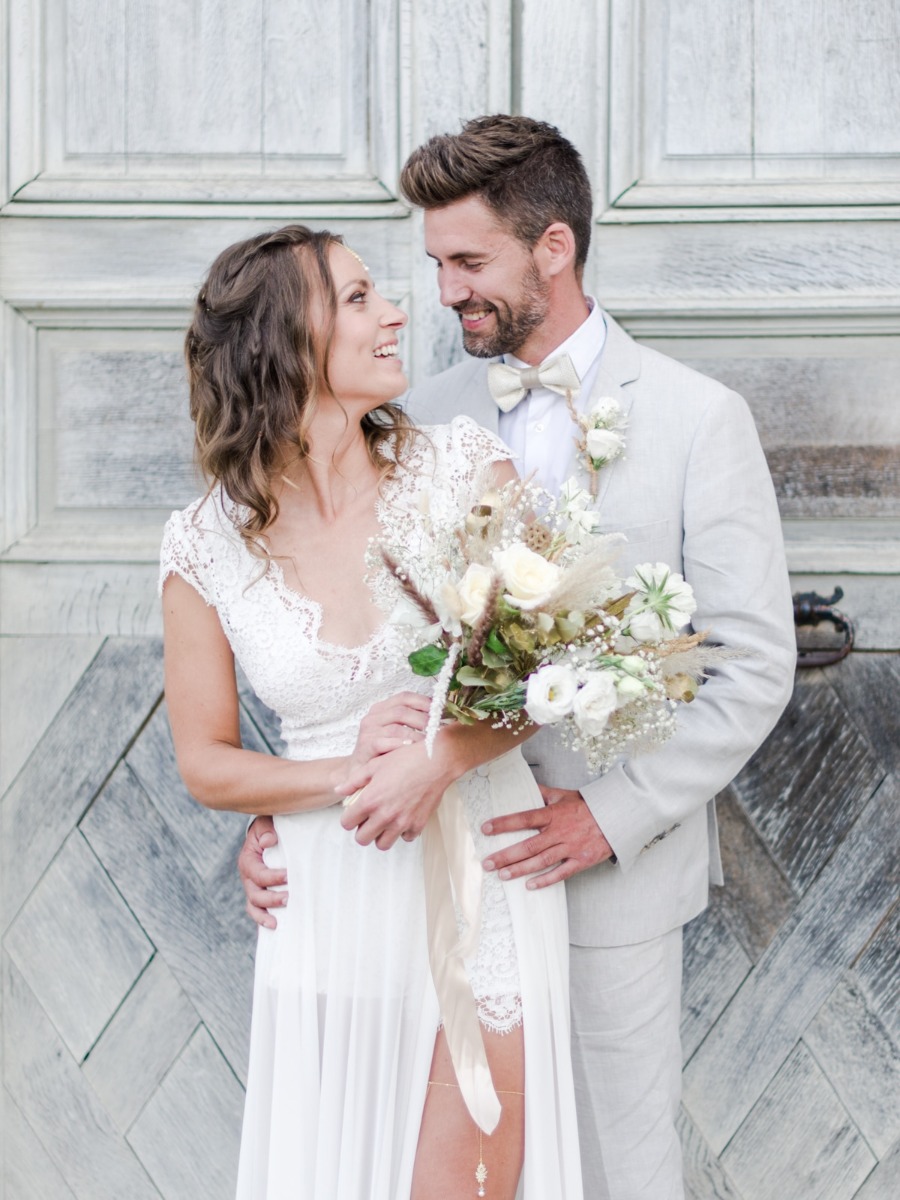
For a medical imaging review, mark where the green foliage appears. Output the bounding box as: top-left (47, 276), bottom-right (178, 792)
top-left (408, 644), bottom-right (449, 677)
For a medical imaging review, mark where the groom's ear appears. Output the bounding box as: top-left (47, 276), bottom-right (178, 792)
top-left (533, 222), bottom-right (577, 279)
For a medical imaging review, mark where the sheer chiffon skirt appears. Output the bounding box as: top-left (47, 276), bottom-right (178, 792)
top-left (235, 749), bottom-right (583, 1199)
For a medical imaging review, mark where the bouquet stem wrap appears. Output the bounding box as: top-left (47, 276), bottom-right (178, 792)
top-left (421, 781), bottom-right (501, 1134)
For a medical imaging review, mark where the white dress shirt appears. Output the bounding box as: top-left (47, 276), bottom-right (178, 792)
top-left (498, 298), bottom-right (607, 496)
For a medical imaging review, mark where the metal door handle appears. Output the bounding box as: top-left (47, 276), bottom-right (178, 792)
top-left (793, 587), bottom-right (854, 667)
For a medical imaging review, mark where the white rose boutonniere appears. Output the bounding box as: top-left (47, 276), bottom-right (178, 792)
top-left (586, 426), bottom-right (625, 464)
top-left (568, 395), bottom-right (628, 496)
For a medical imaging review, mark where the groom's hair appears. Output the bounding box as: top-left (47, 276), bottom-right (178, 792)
top-left (399, 114), bottom-right (592, 271)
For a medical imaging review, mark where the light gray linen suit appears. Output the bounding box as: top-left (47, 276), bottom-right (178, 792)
top-left (407, 312), bottom-right (797, 1196)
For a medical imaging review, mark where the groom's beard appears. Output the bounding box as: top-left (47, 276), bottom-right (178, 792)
top-left (455, 263), bottom-right (550, 359)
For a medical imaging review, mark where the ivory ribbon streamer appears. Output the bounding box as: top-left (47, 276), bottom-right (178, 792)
top-left (421, 781), bottom-right (502, 1135)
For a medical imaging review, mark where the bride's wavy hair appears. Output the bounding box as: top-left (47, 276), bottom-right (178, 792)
top-left (185, 224), bottom-right (417, 553)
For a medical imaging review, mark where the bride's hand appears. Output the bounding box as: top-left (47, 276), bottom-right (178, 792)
top-left (347, 692), bottom-right (430, 774)
top-left (338, 740), bottom-right (452, 850)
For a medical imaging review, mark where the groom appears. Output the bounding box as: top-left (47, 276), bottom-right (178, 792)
top-left (240, 116), bottom-right (796, 1198)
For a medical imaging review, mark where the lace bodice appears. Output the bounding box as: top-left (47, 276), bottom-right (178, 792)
top-left (159, 417), bottom-right (511, 761)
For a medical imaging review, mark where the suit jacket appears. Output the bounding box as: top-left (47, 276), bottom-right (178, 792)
top-left (406, 313), bottom-right (796, 946)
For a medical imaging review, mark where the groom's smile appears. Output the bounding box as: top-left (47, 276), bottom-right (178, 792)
top-left (424, 196), bottom-right (552, 361)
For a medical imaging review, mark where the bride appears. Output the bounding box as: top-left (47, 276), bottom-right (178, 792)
top-left (160, 225), bottom-right (582, 1199)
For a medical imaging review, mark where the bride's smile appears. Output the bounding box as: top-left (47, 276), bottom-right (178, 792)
top-left (319, 242), bottom-right (408, 413)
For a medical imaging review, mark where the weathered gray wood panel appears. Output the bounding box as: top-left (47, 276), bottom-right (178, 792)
top-left (126, 1026), bottom-right (244, 1200)
top-left (854, 1139), bottom-right (900, 1200)
top-left (803, 976), bottom-right (900, 1157)
top-left (2, 1089), bottom-right (79, 1200)
top-left (15, 0), bottom-right (389, 200)
top-left (853, 899), bottom-right (900, 1043)
top-left (677, 1108), bottom-right (742, 1200)
top-left (767, 446), bottom-right (900, 518)
top-left (2, 954), bottom-right (161, 1199)
top-left (680, 902), bottom-right (751, 1061)
top-left (124, 701), bottom-right (262, 884)
top-left (80, 761), bottom-right (254, 1079)
top-left (2, 638), bottom-right (898, 1199)
top-left (50, 342), bottom-right (196, 510)
top-left (720, 1043), bottom-right (875, 1199)
top-left (0, 635), bottom-right (265, 1198)
top-left (0, 637), bottom-right (164, 928)
top-left (730, 671), bottom-right (885, 894)
top-left (127, 1), bottom-right (263, 157)
top-left (709, 787), bottom-right (797, 962)
top-left (81, 956), bottom-right (199, 1133)
top-left (0, 634), bottom-right (102, 792)
top-left (4, 829), bottom-right (153, 1061)
top-left (828, 653), bottom-right (900, 774)
top-left (684, 771), bottom-right (900, 1155)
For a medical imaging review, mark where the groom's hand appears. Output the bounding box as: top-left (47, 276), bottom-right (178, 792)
top-left (481, 787), bottom-right (615, 888)
top-left (238, 815), bottom-right (287, 928)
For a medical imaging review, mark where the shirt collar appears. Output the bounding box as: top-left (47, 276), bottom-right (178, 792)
top-left (503, 296), bottom-right (606, 383)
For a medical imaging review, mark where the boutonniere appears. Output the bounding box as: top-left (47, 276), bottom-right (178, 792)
top-left (567, 396), bottom-right (628, 496)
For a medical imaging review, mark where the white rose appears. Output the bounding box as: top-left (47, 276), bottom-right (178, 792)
top-left (586, 427), bottom-right (624, 463)
top-left (457, 563), bottom-right (494, 626)
top-left (493, 543), bottom-right (561, 610)
top-left (525, 664), bottom-right (578, 725)
top-left (572, 672), bottom-right (618, 736)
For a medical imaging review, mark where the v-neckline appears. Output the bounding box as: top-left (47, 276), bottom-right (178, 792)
top-left (262, 554), bottom-right (391, 656)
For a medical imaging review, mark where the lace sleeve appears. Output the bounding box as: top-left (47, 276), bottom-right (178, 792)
top-left (158, 504), bottom-right (215, 606)
top-left (434, 414), bottom-right (516, 492)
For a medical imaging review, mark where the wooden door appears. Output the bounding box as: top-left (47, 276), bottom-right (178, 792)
top-left (2, 2), bottom-right (897, 1196)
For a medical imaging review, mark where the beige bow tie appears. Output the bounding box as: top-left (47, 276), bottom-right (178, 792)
top-left (487, 354), bottom-right (581, 413)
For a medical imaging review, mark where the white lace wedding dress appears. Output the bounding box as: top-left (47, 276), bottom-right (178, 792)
top-left (159, 416), bottom-right (583, 1200)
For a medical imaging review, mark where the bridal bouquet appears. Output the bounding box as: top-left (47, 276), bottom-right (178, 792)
top-left (382, 474), bottom-right (719, 770)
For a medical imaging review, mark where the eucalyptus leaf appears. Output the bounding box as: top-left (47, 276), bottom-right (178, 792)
top-left (408, 644), bottom-right (449, 677)
top-left (480, 646), bottom-right (508, 668)
top-left (456, 665), bottom-right (495, 687)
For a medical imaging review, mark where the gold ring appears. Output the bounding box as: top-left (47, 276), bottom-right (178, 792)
top-left (342, 788), bottom-right (365, 808)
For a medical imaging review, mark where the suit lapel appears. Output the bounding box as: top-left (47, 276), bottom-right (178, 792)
top-left (582, 313), bottom-right (642, 512)
top-left (468, 360), bottom-right (500, 433)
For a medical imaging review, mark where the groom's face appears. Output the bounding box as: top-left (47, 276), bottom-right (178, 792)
top-left (424, 196), bottom-right (550, 360)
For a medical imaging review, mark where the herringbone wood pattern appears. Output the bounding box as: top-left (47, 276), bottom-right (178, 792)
top-left (2, 640), bottom-right (897, 1198)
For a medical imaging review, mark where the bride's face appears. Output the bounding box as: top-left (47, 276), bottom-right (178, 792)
top-left (320, 243), bottom-right (408, 408)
